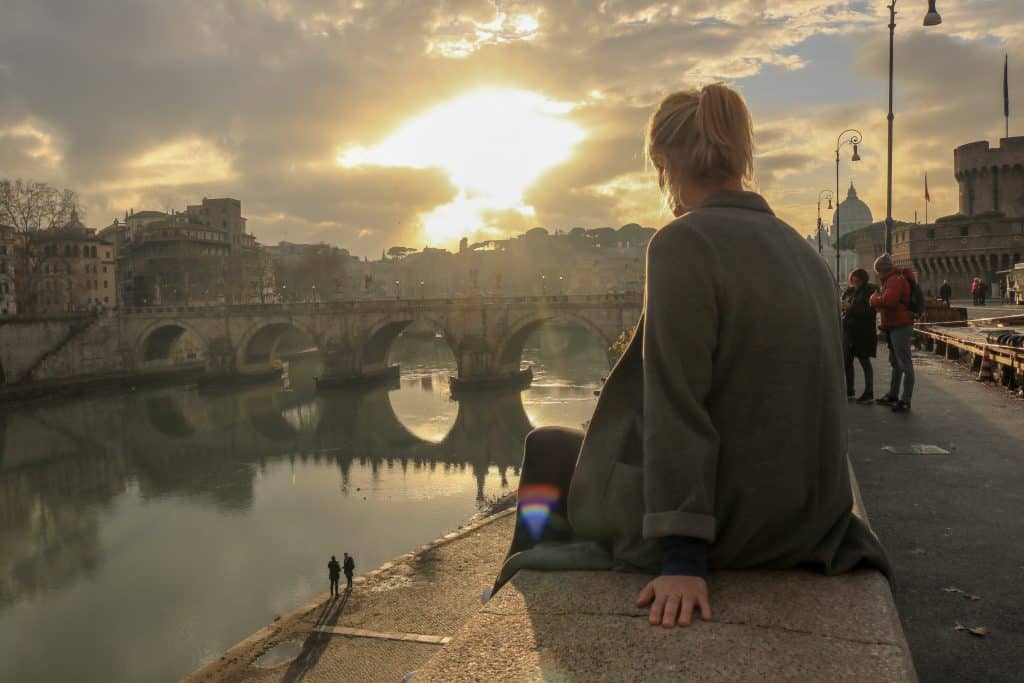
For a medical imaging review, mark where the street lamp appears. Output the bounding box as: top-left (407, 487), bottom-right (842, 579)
top-left (816, 190), bottom-right (834, 256)
top-left (394, 280), bottom-right (400, 299)
top-left (559, 274), bottom-right (564, 294)
top-left (834, 128), bottom-right (863, 284)
top-left (884, 0), bottom-right (942, 254)
top-left (540, 274), bottom-right (546, 295)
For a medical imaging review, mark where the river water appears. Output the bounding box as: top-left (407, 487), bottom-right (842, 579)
top-left (0, 327), bottom-right (607, 682)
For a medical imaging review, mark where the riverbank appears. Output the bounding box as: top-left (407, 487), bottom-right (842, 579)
top-left (185, 507), bottom-right (516, 683)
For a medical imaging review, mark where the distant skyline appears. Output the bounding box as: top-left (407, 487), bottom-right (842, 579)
top-left (1, 1), bottom-right (1021, 257)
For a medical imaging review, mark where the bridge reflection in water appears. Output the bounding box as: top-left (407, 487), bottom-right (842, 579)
top-left (0, 324), bottom-right (607, 683)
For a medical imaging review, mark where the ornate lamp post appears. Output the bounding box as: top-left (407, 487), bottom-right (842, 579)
top-left (834, 129), bottom-right (863, 283)
top-left (816, 190), bottom-right (834, 256)
top-left (884, 0), bottom-right (942, 254)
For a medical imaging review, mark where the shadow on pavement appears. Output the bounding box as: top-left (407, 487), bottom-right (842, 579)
top-left (281, 590), bottom-right (351, 682)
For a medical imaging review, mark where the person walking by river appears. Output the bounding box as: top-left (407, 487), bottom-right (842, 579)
top-left (328, 555), bottom-right (342, 597)
top-left (939, 280), bottom-right (951, 306)
top-left (841, 268), bottom-right (878, 404)
top-left (343, 552), bottom-right (355, 591)
top-left (492, 82), bottom-right (889, 629)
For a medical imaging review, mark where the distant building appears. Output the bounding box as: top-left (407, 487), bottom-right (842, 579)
top-left (862, 136), bottom-right (1024, 298)
top-left (17, 210), bottom-right (115, 314)
top-left (0, 224), bottom-right (16, 316)
top-left (266, 241), bottom-right (353, 302)
top-left (105, 197), bottom-right (274, 306)
top-left (831, 181), bottom-right (874, 240)
top-left (808, 182), bottom-right (866, 281)
top-left (357, 223), bottom-right (655, 298)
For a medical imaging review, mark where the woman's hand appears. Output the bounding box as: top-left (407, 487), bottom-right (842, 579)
top-left (635, 575), bottom-right (712, 628)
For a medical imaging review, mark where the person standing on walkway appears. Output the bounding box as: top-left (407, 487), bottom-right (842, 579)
top-left (841, 268), bottom-right (878, 404)
top-left (939, 280), bottom-right (951, 306)
top-left (328, 555), bottom-right (341, 597)
top-left (493, 82), bottom-right (889, 629)
top-left (343, 552), bottom-right (355, 591)
top-left (870, 254), bottom-right (916, 412)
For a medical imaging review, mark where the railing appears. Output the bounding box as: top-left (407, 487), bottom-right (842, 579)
top-left (118, 292), bottom-right (643, 316)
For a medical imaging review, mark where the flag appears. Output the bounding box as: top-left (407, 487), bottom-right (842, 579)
top-left (924, 173), bottom-right (930, 202)
top-left (1005, 54), bottom-right (1010, 120)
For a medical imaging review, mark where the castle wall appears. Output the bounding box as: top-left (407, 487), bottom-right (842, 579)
top-left (954, 137), bottom-right (1024, 218)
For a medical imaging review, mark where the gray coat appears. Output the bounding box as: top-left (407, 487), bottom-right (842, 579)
top-left (499, 191), bottom-right (889, 584)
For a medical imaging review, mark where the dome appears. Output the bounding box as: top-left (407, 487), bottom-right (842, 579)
top-left (831, 181), bottom-right (873, 234)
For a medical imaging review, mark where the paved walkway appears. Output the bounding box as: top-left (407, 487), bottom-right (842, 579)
top-left (185, 510), bottom-right (514, 683)
top-left (848, 345), bottom-right (1024, 681)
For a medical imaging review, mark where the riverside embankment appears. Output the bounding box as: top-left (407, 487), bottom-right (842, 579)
top-left (185, 507), bottom-right (517, 683)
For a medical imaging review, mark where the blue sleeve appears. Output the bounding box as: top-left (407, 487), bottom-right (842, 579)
top-left (661, 536), bottom-right (708, 578)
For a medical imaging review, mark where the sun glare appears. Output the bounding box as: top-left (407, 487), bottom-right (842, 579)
top-left (338, 89), bottom-right (585, 245)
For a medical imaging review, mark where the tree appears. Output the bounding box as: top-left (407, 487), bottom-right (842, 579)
top-left (0, 179), bottom-right (81, 232)
top-left (386, 246), bottom-right (416, 260)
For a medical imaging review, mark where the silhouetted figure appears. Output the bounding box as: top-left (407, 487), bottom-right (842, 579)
top-left (343, 552), bottom-right (355, 590)
top-left (939, 280), bottom-right (951, 306)
top-left (328, 555), bottom-right (341, 596)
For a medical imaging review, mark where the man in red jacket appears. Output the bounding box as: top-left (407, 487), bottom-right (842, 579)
top-left (869, 253), bottom-right (915, 412)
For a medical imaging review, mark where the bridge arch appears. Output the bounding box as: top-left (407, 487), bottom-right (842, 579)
top-left (136, 320), bottom-right (210, 366)
top-left (235, 319), bottom-right (321, 373)
top-left (361, 316), bottom-right (458, 372)
top-left (496, 311), bottom-right (620, 375)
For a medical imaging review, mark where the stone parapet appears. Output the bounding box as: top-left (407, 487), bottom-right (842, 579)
top-left (415, 472), bottom-right (915, 683)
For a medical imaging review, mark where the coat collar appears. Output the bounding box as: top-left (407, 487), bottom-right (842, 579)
top-left (694, 190), bottom-right (774, 215)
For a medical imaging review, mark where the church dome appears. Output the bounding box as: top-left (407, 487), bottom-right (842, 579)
top-left (831, 181), bottom-right (873, 233)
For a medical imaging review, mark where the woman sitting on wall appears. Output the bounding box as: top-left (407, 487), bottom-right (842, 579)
top-left (494, 82), bottom-right (889, 628)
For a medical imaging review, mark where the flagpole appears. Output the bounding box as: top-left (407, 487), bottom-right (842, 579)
top-left (1005, 54), bottom-right (1010, 139)
top-left (924, 171), bottom-right (929, 225)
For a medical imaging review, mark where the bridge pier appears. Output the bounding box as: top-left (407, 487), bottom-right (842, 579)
top-left (448, 341), bottom-right (534, 395)
top-left (315, 343), bottom-right (401, 390)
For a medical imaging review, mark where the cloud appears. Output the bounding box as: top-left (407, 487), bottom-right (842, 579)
top-left (0, 0), bottom-right (1021, 254)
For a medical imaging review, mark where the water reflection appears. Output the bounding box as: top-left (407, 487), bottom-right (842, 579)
top-left (0, 324), bottom-right (606, 682)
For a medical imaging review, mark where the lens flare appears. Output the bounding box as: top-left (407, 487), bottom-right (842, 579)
top-left (517, 482), bottom-right (562, 540)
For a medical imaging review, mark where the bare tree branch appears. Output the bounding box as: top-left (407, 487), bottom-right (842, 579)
top-left (0, 179), bottom-right (82, 232)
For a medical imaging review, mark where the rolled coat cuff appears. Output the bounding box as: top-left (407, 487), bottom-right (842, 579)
top-left (643, 510), bottom-right (716, 542)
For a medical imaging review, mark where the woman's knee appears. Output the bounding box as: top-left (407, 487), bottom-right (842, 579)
top-left (521, 426), bottom-right (584, 480)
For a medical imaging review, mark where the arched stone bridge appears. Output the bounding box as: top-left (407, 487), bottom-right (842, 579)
top-left (121, 293), bottom-right (641, 389)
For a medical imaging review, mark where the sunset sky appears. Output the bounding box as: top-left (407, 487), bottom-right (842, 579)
top-left (1, 0), bottom-right (1021, 257)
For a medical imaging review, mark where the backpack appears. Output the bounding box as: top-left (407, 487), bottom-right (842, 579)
top-left (907, 279), bottom-right (926, 318)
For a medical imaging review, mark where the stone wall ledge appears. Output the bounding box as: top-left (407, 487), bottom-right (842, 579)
top-left (415, 473), bottom-right (915, 683)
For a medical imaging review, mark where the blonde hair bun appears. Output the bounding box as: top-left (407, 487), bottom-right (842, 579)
top-left (646, 82), bottom-right (754, 196)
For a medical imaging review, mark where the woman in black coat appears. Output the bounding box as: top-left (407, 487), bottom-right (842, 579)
top-left (842, 268), bottom-right (879, 403)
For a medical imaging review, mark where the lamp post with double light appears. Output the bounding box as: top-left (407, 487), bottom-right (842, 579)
top-left (883, 0), bottom-right (942, 254)
top-left (834, 129), bottom-right (862, 283)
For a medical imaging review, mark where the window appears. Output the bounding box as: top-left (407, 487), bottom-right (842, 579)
top-left (927, 229), bottom-right (936, 239)
top-left (103, 266), bottom-right (107, 273)
top-left (960, 226), bottom-right (969, 237)
top-left (104, 280), bottom-right (108, 288)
